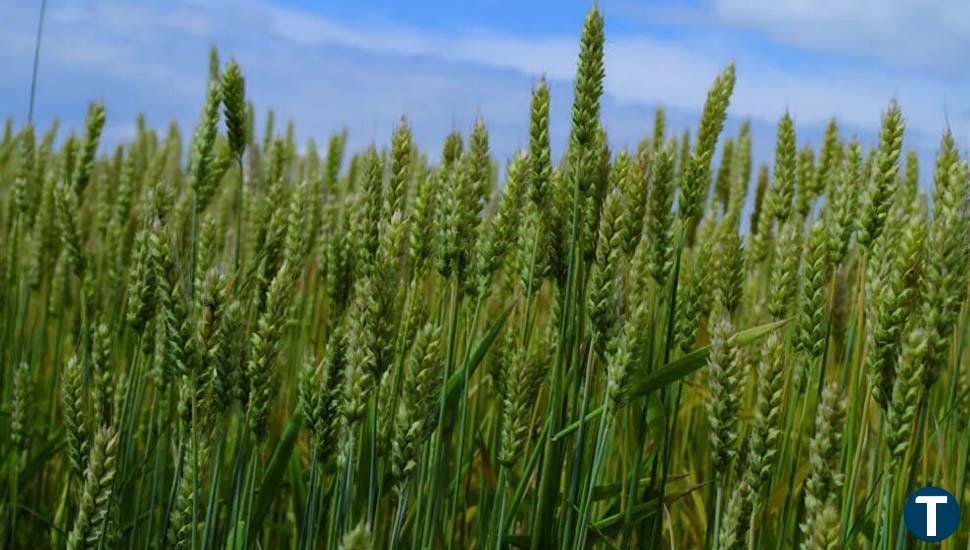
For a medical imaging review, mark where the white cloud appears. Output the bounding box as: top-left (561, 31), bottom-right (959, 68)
top-left (621, 0), bottom-right (970, 77)
top-left (0, 0), bottom-right (965, 163)
top-left (256, 0), bottom-right (967, 140)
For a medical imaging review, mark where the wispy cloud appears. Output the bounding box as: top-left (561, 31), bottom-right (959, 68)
top-left (618, 0), bottom-right (970, 77)
top-left (262, 0), bottom-right (966, 139)
top-left (1, 0), bottom-right (966, 165)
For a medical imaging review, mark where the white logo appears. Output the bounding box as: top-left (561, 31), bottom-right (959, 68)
top-left (914, 496), bottom-right (949, 537)
top-left (904, 486), bottom-right (960, 541)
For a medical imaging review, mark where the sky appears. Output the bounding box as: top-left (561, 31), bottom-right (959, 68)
top-left (1, 0), bottom-right (969, 181)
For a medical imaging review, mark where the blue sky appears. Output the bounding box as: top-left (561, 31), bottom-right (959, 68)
top-left (2, 0), bottom-right (968, 179)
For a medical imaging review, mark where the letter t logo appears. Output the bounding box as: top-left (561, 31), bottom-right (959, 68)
top-left (915, 496), bottom-right (948, 536)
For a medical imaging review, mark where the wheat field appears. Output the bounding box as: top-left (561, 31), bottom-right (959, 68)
top-left (0, 6), bottom-right (968, 549)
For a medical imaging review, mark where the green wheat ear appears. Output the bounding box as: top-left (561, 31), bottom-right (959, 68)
top-left (391, 323), bottom-right (442, 488)
top-left (712, 138), bottom-right (734, 212)
top-left (769, 111), bottom-right (796, 224)
top-left (802, 383), bottom-right (846, 525)
top-left (68, 425), bottom-right (119, 550)
top-left (767, 219), bottom-right (802, 320)
top-left (795, 143), bottom-right (816, 218)
top-left (568, 6), bottom-right (605, 156)
top-left (718, 480), bottom-right (753, 550)
top-left (190, 80), bottom-right (222, 213)
top-left (859, 100), bottom-right (904, 250)
top-left (11, 362), bottom-right (31, 455)
top-left (73, 102), bottom-right (106, 195)
top-left (641, 142), bottom-right (675, 288)
top-left (339, 522), bottom-right (373, 550)
top-left (680, 63), bottom-right (735, 220)
top-left (221, 59), bottom-right (247, 159)
top-left (814, 118), bottom-right (840, 199)
top-left (707, 316), bottom-right (742, 475)
top-left (794, 220), bottom-right (829, 392)
top-left (387, 116), bottom-right (413, 219)
top-left (528, 78), bottom-right (552, 210)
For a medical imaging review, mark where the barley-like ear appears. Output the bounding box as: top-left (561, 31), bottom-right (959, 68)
top-left (167, 434), bottom-right (209, 550)
top-left (622, 147), bottom-right (649, 257)
top-left (392, 323), bottom-right (442, 488)
top-left (467, 116), bottom-right (492, 207)
top-left (650, 107), bottom-right (666, 150)
top-left (499, 340), bottom-right (547, 468)
top-left (676, 127), bottom-right (691, 184)
top-left (901, 149), bottom-right (919, 205)
top-left (198, 269), bottom-right (229, 415)
top-left (712, 138), bottom-right (734, 212)
top-left (221, 59), bottom-right (247, 159)
top-left (814, 118), bottom-right (840, 197)
top-left (922, 136), bottom-right (967, 386)
top-left (47, 252), bottom-right (68, 317)
top-left (802, 383), bottom-right (846, 535)
top-left (407, 170), bottom-right (438, 274)
top-left (309, 328), bottom-right (347, 464)
top-left (439, 118), bottom-right (491, 285)
top-left (728, 121), bottom-right (752, 218)
top-left (717, 480), bottom-right (753, 550)
top-left (68, 425), bottom-right (118, 550)
top-left (639, 143), bottom-right (675, 288)
top-left (866, 206), bottom-right (923, 408)
top-left (674, 240), bottom-right (709, 354)
top-left (343, 289), bottom-right (376, 429)
top-left (745, 333), bottom-right (784, 496)
top-left (29, 170), bottom-right (58, 287)
top-left (582, 126), bottom-right (611, 262)
top-left (712, 217), bottom-right (745, 315)
top-left (795, 144), bottom-right (816, 219)
top-left (359, 146), bottom-right (384, 271)
top-left (246, 260), bottom-right (298, 436)
top-left (11, 362), bottom-right (31, 455)
top-left (436, 152), bottom-right (465, 280)
top-left (190, 81), bottom-right (221, 212)
top-left (800, 499), bottom-right (841, 549)
top-left (793, 220), bottom-right (828, 392)
top-left (324, 129), bottom-right (348, 195)
top-left (72, 102), bottom-right (106, 195)
top-left (588, 185), bottom-right (624, 351)
top-left (512, 197), bottom-right (549, 297)
top-left (768, 112), bottom-right (796, 225)
top-left (339, 522), bottom-right (373, 550)
top-left (283, 178), bottom-right (312, 264)
top-left (387, 116), bottom-right (412, 219)
top-left (568, 6), bottom-right (605, 156)
top-left (126, 224), bottom-right (156, 333)
top-left (528, 78), bottom-right (552, 210)
top-left (90, 321), bottom-right (113, 425)
top-left (208, 44), bottom-right (220, 81)
top-left (605, 301), bottom-right (648, 410)
top-left (680, 63), bottom-right (735, 220)
top-left (747, 164), bottom-right (770, 263)
top-left (707, 316), bottom-right (742, 475)
top-left (472, 152), bottom-right (525, 298)
top-left (55, 181), bottom-right (85, 277)
top-left (858, 100), bottom-right (904, 250)
top-left (887, 328), bottom-right (927, 461)
top-left (11, 124), bottom-right (34, 220)
top-left (152, 225), bottom-right (189, 385)
top-left (62, 353), bottom-right (88, 478)
top-left (767, 219), bottom-right (802, 320)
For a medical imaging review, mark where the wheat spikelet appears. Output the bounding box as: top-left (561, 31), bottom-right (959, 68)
top-left (858, 101), bottom-right (904, 250)
top-left (680, 63), bottom-right (735, 220)
top-left (68, 425), bottom-right (118, 550)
